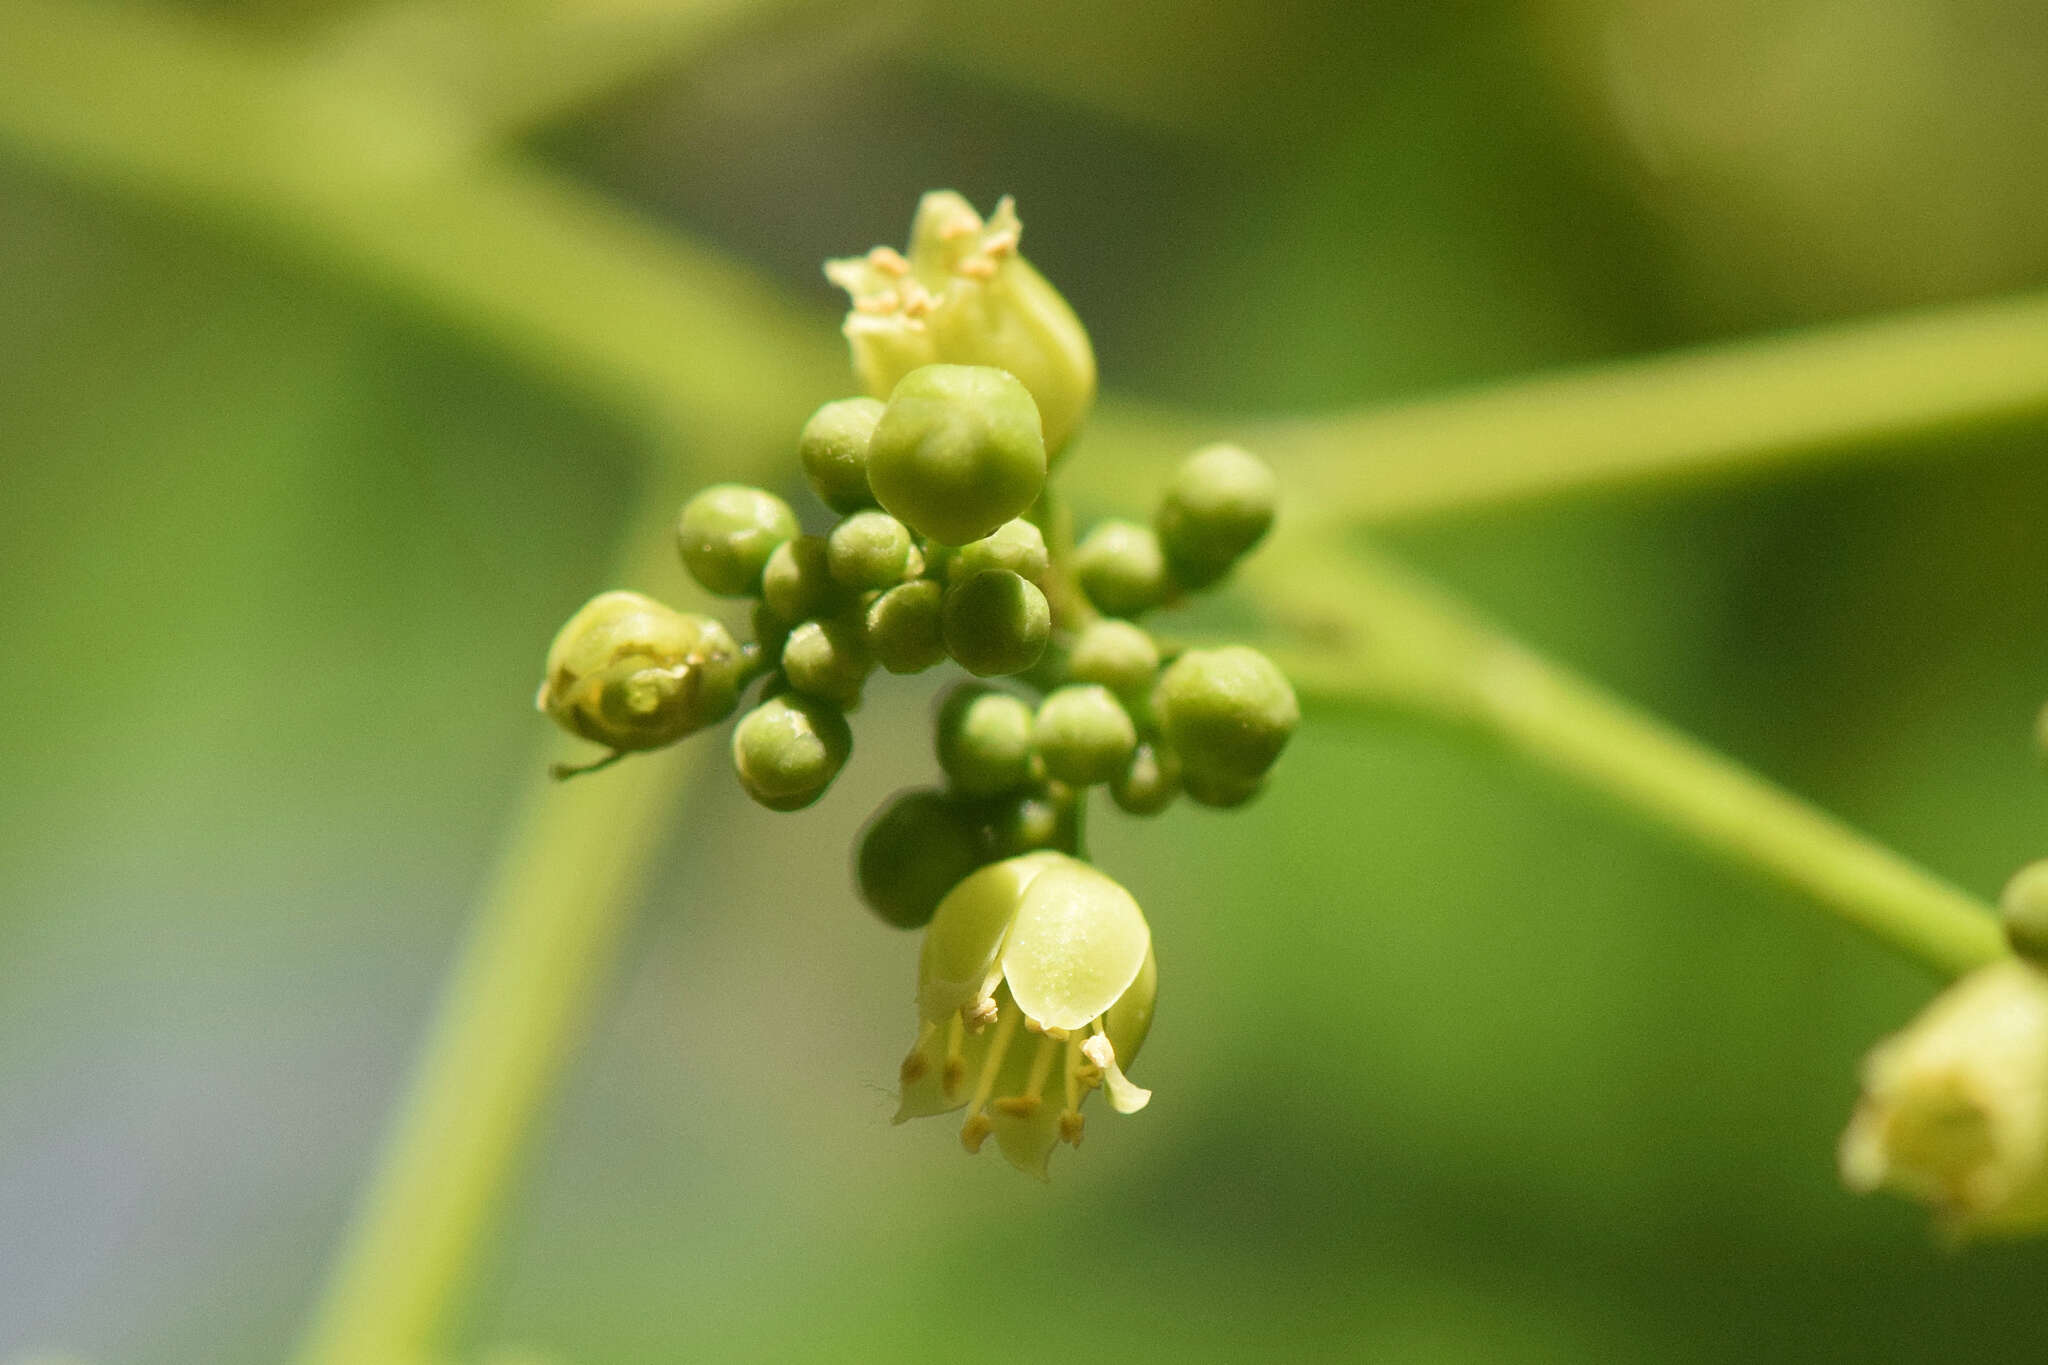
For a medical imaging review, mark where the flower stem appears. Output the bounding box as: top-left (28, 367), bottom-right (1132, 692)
top-left (293, 470), bottom-right (712, 1365)
top-left (1078, 287), bottom-right (2048, 526)
top-left (1256, 543), bottom-right (2007, 978)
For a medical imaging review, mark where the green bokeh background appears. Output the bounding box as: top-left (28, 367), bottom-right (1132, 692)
top-left (5, 1), bottom-right (2048, 1360)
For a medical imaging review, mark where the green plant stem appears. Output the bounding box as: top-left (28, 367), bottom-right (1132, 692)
top-left (1255, 544), bottom-right (2007, 978)
top-left (0, 0), bottom-right (841, 451)
top-left (8, 1), bottom-right (2048, 533)
top-left (293, 468), bottom-right (712, 1365)
top-left (1078, 288), bottom-right (2048, 525)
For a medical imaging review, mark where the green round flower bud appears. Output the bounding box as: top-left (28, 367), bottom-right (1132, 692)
top-left (1033, 685), bottom-right (1137, 786)
top-left (675, 484), bottom-right (798, 597)
top-left (750, 599), bottom-right (790, 663)
top-left (539, 591), bottom-right (745, 752)
top-left (826, 510), bottom-right (914, 590)
top-left (1180, 766), bottom-right (1264, 809)
top-left (732, 693), bottom-right (852, 811)
top-left (2002, 861), bottom-right (2048, 960)
top-left (1155, 444), bottom-right (1277, 589)
top-left (761, 534), bottom-right (850, 625)
top-left (1154, 645), bottom-right (1299, 786)
top-left (942, 570), bottom-right (1050, 677)
top-left (798, 396), bottom-right (884, 514)
top-left (856, 788), bottom-right (987, 929)
top-left (950, 518), bottom-right (1049, 583)
top-left (1111, 741), bottom-right (1181, 816)
top-left (936, 684), bottom-right (1036, 796)
top-left (867, 364), bottom-right (1047, 546)
top-left (865, 578), bottom-right (947, 674)
top-left (981, 784), bottom-right (1077, 859)
top-left (1067, 619), bottom-right (1160, 699)
top-left (780, 616), bottom-right (872, 707)
top-left (1074, 519), bottom-right (1170, 618)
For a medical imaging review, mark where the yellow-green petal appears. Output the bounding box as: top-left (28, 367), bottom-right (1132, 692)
top-left (999, 857), bottom-right (1150, 1032)
top-left (915, 852), bottom-right (1060, 1021)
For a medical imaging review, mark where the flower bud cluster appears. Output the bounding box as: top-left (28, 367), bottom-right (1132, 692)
top-left (533, 195), bottom-right (1300, 1176)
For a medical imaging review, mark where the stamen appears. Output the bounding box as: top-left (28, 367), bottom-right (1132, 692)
top-left (942, 1016), bottom-right (965, 1098)
top-left (993, 1036), bottom-right (1060, 1118)
top-left (963, 996), bottom-right (1000, 1033)
top-left (1063, 1037), bottom-right (1082, 1113)
top-left (959, 1007), bottom-right (1019, 1151)
top-left (1081, 1032), bottom-right (1116, 1070)
top-left (899, 1051), bottom-right (928, 1086)
top-left (867, 246), bottom-right (911, 275)
top-left (1059, 1111), bottom-right (1085, 1147)
top-left (956, 256), bottom-right (997, 281)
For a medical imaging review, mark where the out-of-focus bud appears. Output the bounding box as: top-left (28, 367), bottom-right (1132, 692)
top-left (2001, 861), bottom-right (2048, 961)
top-left (1840, 959), bottom-right (2048, 1241)
top-left (538, 590), bottom-right (743, 753)
top-left (826, 192), bottom-right (1096, 459)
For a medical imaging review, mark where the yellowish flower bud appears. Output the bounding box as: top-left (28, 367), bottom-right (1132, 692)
top-left (826, 192), bottom-right (1096, 459)
top-left (537, 590), bottom-right (744, 755)
top-left (1839, 959), bottom-right (2048, 1240)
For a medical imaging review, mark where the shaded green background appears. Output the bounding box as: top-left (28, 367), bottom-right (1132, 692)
top-left (4, 1), bottom-right (2048, 1360)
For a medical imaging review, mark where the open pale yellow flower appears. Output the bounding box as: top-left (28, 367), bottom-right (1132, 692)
top-left (1840, 959), bottom-right (2048, 1241)
top-left (894, 852), bottom-right (1155, 1178)
top-left (826, 192), bottom-right (1096, 459)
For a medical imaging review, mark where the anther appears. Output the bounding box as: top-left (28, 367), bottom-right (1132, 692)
top-left (941, 1057), bottom-right (965, 1097)
top-left (963, 996), bottom-right (1000, 1033)
top-left (960, 1112), bottom-right (993, 1153)
top-left (956, 256), bottom-right (997, 281)
top-left (867, 246), bottom-right (910, 275)
top-left (1059, 1111), bottom-right (1086, 1147)
top-left (1081, 1034), bottom-right (1116, 1070)
top-left (992, 1095), bottom-right (1040, 1118)
top-left (899, 1051), bottom-right (929, 1086)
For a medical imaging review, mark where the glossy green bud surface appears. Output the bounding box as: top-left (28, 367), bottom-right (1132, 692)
top-left (1155, 444), bottom-right (1277, 588)
top-left (950, 518), bottom-right (1049, 583)
top-left (936, 685), bottom-right (1036, 796)
top-left (1033, 685), bottom-right (1138, 786)
top-left (732, 694), bottom-right (852, 811)
top-left (1067, 619), bottom-right (1160, 699)
top-left (676, 484), bottom-right (798, 597)
top-left (981, 785), bottom-right (1076, 859)
top-left (867, 365), bottom-right (1046, 547)
top-left (857, 788), bottom-right (987, 929)
top-left (865, 579), bottom-right (947, 674)
top-left (798, 396), bottom-right (884, 514)
top-left (826, 510), bottom-right (914, 590)
top-left (1154, 645), bottom-right (1299, 785)
top-left (1111, 741), bottom-right (1181, 816)
top-left (1074, 519), bottom-right (1170, 618)
top-left (780, 616), bottom-right (873, 707)
top-left (942, 570), bottom-right (1050, 677)
top-left (540, 591), bottom-right (745, 752)
top-left (761, 534), bottom-right (849, 625)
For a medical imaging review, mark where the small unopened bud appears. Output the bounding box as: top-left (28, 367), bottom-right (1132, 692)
top-left (539, 591), bottom-right (743, 753)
